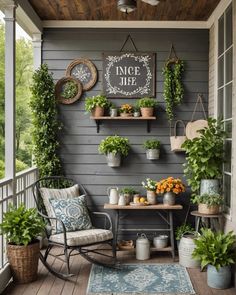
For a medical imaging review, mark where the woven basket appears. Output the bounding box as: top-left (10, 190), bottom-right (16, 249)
top-left (7, 241), bottom-right (40, 283)
top-left (198, 203), bottom-right (220, 215)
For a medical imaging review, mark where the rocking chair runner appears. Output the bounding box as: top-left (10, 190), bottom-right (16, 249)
top-left (32, 176), bottom-right (117, 279)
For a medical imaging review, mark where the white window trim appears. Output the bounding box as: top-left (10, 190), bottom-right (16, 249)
top-left (214, 0), bottom-right (234, 219)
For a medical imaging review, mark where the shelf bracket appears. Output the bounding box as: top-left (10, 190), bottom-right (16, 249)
top-left (95, 120), bottom-right (100, 133)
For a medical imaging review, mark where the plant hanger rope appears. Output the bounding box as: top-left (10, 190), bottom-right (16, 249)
top-left (163, 44), bottom-right (184, 121)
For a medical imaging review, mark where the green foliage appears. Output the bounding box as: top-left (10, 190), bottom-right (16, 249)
top-left (143, 139), bottom-right (160, 150)
top-left (16, 159), bottom-right (28, 172)
top-left (85, 95), bottom-right (109, 112)
top-left (175, 223), bottom-right (195, 241)
top-left (182, 118), bottom-right (226, 194)
top-left (0, 203), bottom-right (45, 246)
top-left (162, 60), bottom-right (184, 121)
top-left (192, 229), bottom-right (236, 270)
top-left (98, 135), bottom-right (130, 156)
top-left (30, 64), bottom-right (62, 178)
top-left (61, 81), bottom-right (77, 99)
top-left (192, 193), bottom-right (224, 206)
top-left (137, 97), bottom-right (157, 108)
top-left (120, 187), bottom-right (137, 195)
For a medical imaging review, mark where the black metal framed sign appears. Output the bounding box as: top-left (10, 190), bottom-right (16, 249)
top-left (103, 52), bottom-right (156, 98)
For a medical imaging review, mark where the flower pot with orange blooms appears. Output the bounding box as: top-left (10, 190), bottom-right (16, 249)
top-left (156, 177), bottom-right (185, 205)
top-left (119, 104), bottom-right (133, 117)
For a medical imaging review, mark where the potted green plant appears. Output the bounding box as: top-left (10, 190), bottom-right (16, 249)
top-left (142, 178), bottom-right (157, 204)
top-left (175, 223), bottom-right (195, 243)
top-left (120, 187), bottom-right (137, 204)
top-left (85, 95), bottom-right (109, 117)
top-left (109, 103), bottom-right (118, 117)
top-left (143, 139), bottom-right (161, 160)
top-left (133, 106), bottom-right (140, 117)
top-left (182, 118), bottom-right (226, 196)
top-left (192, 193), bottom-right (223, 215)
top-left (192, 229), bottom-right (236, 289)
top-left (137, 97), bottom-right (157, 117)
top-left (0, 204), bottom-right (45, 283)
top-left (98, 135), bottom-right (130, 167)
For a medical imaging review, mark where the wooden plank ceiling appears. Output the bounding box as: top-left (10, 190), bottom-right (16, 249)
top-left (28, 0), bottom-right (220, 21)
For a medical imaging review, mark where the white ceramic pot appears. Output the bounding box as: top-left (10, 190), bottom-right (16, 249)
top-left (178, 234), bottom-right (200, 268)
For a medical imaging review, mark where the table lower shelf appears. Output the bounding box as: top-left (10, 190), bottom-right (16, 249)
top-left (117, 246), bottom-right (173, 252)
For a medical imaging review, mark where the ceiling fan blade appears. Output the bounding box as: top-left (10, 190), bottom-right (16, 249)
top-left (141, 0), bottom-right (160, 6)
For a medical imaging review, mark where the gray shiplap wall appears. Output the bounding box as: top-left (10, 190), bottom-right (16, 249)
top-left (43, 28), bottom-right (209, 238)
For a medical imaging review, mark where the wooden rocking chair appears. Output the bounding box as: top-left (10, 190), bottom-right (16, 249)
top-left (32, 176), bottom-right (117, 279)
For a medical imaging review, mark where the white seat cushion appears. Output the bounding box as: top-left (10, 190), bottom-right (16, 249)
top-left (49, 228), bottom-right (113, 247)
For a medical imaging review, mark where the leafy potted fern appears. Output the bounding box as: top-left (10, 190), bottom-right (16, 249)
top-left (143, 139), bottom-right (161, 160)
top-left (98, 135), bottom-right (130, 167)
top-left (0, 204), bottom-right (45, 283)
top-left (182, 118), bottom-right (226, 196)
top-left (192, 229), bottom-right (236, 289)
top-left (192, 193), bottom-right (223, 215)
top-left (137, 97), bottom-right (157, 117)
top-left (85, 95), bottom-right (109, 117)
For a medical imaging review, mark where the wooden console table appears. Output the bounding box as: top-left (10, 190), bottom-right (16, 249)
top-left (104, 203), bottom-right (183, 260)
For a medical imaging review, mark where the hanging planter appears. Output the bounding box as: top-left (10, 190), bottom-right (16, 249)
top-left (162, 45), bottom-right (184, 121)
top-left (143, 139), bottom-right (161, 160)
top-left (55, 76), bottom-right (82, 105)
top-left (98, 135), bottom-right (130, 167)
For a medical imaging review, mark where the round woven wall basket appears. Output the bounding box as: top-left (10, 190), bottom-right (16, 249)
top-left (55, 76), bottom-right (83, 105)
top-left (7, 241), bottom-right (40, 283)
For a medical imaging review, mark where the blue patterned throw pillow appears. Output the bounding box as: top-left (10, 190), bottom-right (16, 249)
top-left (49, 196), bottom-right (92, 233)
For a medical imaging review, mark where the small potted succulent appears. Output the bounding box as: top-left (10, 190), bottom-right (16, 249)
top-left (192, 229), bottom-right (236, 289)
top-left (156, 177), bottom-right (185, 205)
top-left (137, 97), bottom-right (157, 117)
top-left (142, 178), bottom-right (157, 205)
top-left (192, 193), bottom-right (223, 215)
top-left (85, 95), bottom-right (109, 117)
top-left (98, 135), bottom-right (130, 167)
top-left (143, 139), bottom-right (161, 160)
top-left (119, 104), bottom-right (133, 117)
top-left (109, 103), bottom-right (118, 117)
top-left (0, 204), bottom-right (45, 283)
top-left (133, 106), bottom-right (141, 117)
top-left (120, 187), bottom-right (137, 204)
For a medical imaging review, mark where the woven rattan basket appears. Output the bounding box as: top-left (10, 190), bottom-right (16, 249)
top-left (7, 241), bottom-right (40, 283)
top-left (198, 203), bottom-right (220, 215)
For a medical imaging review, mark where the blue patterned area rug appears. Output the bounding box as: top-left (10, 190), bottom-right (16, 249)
top-left (87, 263), bottom-right (195, 295)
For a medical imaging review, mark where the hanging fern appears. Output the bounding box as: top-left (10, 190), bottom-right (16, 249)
top-left (163, 59), bottom-right (184, 121)
top-left (30, 64), bottom-right (63, 178)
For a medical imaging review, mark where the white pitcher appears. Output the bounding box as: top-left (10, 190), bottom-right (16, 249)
top-left (107, 187), bottom-right (119, 204)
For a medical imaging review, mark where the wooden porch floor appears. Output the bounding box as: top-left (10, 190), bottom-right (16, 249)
top-left (2, 248), bottom-right (236, 295)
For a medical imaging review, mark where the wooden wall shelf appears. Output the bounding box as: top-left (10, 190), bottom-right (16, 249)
top-left (90, 116), bottom-right (156, 133)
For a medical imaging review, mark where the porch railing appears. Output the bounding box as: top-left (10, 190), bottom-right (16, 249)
top-left (0, 167), bottom-right (38, 269)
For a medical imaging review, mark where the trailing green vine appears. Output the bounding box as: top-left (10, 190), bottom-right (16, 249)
top-left (30, 64), bottom-right (63, 177)
top-left (162, 59), bottom-right (184, 121)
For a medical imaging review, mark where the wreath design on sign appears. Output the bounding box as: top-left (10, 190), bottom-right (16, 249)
top-left (104, 53), bottom-right (153, 96)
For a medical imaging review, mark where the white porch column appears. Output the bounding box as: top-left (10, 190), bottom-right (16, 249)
top-left (3, 1), bottom-right (17, 190)
top-left (32, 33), bottom-right (42, 70)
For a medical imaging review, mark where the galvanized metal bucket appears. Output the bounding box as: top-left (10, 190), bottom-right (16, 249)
top-left (207, 265), bottom-right (232, 289)
top-left (106, 152), bottom-right (121, 167)
top-left (200, 179), bottom-right (220, 195)
top-left (146, 149), bottom-right (160, 160)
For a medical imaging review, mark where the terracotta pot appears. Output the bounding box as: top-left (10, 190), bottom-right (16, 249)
top-left (92, 106), bottom-right (104, 117)
top-left (7, 241), bottom-right (40, 283)
top-left (120, 113), bottom-right (132, 117)
top-left (140, 107), bottom-right (154, 117)
top-left (198, 203), bottom-right (220, 215)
